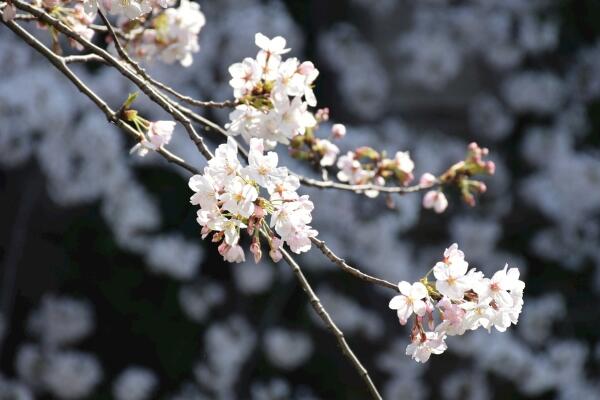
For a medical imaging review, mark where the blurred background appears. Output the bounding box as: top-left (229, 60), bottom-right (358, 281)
top-left (1, 0), bottom-right (600, 398)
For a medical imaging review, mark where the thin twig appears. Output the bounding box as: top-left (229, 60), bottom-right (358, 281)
top-left (0, 15), bottom-right (200, 175)
top-left (278, 245), bottom-right (383, 400)
top-left (150, 81), bottom-right (238, 110)
top-left (4, 10), bottom-right (392, 398)
top-left (97, 8), bottom-right (235, 110)
top-left (298, 174), bottom-right (432, 194)
top-left (63, 54), bottom-right (105, 64)
top-left (13, 0), bottom-right (214, 161)
top-left (310, 238), bottom-right (399, 292)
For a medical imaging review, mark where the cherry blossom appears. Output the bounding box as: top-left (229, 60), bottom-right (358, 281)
top-left (224, 33), bottom-right (319, 145)
top-left (388, 244), bottom-right (525, 363)
top-left (405, 331), bottom-right (448, 363)
top-left (189, 137), bottom-right (317, 263)
top-left (388, 281), bottom-right (428, 325)
top-left (130, 120), bottom-right (175, 157)
top-left (433, 246), bottom-right (470, 300)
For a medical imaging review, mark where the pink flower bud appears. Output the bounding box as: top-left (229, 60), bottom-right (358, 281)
top-left (485, 161), bottom-right (495, 175)
top-left (250, 241), bottom-right (262, 264)
top-left (253, 204), bottom-right (265, 219)
top-left (201, 226), bottom-right (211, 239)
top-left (463, 192), bottom-right (475, 207)
top-left (212, 231), bottom-right (224, 243)
top-left (224, 244), bottom-right (245, 263)
top-left (315, 107), bottom-right (329, 122)
top-left (217, 242), bottom-right (229, 256)
top-left (269, 249), bottom-right (282, 263)
top-left (331, 123), bottom-right (346, 140)
top-left (423, 190), bottom-right (448, 214)
top-left (247, 219), bottom-right (255, 236)
top-left (269, 237), bottom-right (283, 262)
top-left (419, 173), bottom-right (436, 188)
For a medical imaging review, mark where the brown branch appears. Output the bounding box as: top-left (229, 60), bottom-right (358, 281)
top-left (12, 0), bottom-right (214, 161)
top-left (310, 238), bottom-right (398, 292)
top-left (0, 15), bottom-right (200, 176)
top-left (97, 8), bottom-right (235, 110)
top-left (278, 245), bottom-right (383, 400)
top-left (298, 174), bottom-right (433, 194)
top-left (149, 82), bottom-right (238, 110)
top-left (4, 10), bottom-right (398, 398)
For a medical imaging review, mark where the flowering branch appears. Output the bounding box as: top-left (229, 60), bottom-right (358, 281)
top-left (2, 12), bottom-right (388, 397)
top-left (10, 0), bottom-right (215, 161)
top-left (2, 0), bottom-right (524, 396)
top-left (0, 14), bottom-right (200, 175)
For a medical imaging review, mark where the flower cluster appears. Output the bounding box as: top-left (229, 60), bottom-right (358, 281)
top-left (188, 137), bottom-right (318, 263)
top-left (83, 0), bottom-right (168, 20)
top-left (119, 0), bottom-right (205, 67)
top-left (288, 109), bottom-right (343, 168)
top-left (388, 244), bottom-right (524, 363)
top-left (225, 33), bottom-right (318, 147)
top-left (336, 146), bottom-right (415, 197)
top-left (25, 0), bottom-right (97, 50)
top-left (421, 142), bottom-right (495, 214)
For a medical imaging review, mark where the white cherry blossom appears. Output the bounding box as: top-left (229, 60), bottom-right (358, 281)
top-left (405, 331), bottom-right (448, 363)
top-left (388, 281), bottom-right (428, 325)
top-left (219, 177), bottom-right (258, 218)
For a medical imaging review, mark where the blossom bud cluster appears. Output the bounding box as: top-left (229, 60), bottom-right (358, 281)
top-left (288, 111), bottom-right (343, 168)
top-left (188, 137), bottom-right (318, 263)
top-left (388, 243), bottom-right (524, 363)
top-left (118, 0), bottom-right (206, 67)
top-left (421, 142), bottom-right (495, 213)
top-left (336, 146), bottom-right (415, 197)
top-left (226, 33), bottom-right (319, 147)
top-left (83, 0), bottom-right (169, 20)
top-left (25, 0), bottom-right (97, 50)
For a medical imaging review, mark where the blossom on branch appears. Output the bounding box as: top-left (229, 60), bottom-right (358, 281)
top-left (130, 120), bottom-right (175, 156)
top-left (388, 243), bottom-right (525, 363)
top-left (189, 137), bottom-right (318, 263)
top-left (83, 0), bottom-right (161, 20)
top-left (225, 33), bottom-right (318, 146)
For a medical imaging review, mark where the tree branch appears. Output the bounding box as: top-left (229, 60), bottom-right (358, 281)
top-left (298, 174), bottom-right (433, 194)
top-left (310, 238), bottom-right (398, 291)
top-left (278, 245), bottom-right (383, 400)
top-left (12, 0), bottom-right (214, 161)
top-left (0, 15), bottom-right (200, 175)
top-left (2, 9), bottom-right (401, 398)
